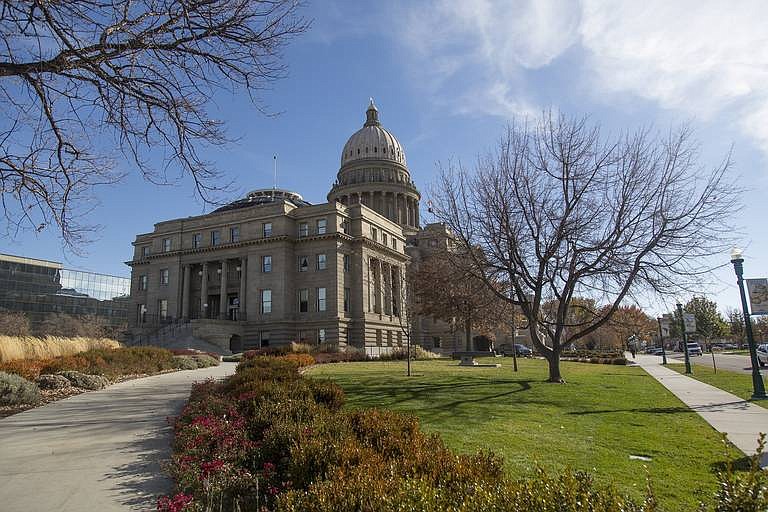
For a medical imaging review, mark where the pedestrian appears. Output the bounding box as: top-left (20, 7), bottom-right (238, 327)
top-left (629, 343), bottom-right (636, 359)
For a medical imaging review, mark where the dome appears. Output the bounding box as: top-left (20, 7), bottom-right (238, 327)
top-left (340, 99), bottom-right (406, 167)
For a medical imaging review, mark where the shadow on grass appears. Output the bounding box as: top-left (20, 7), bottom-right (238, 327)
top-left (568, 406), bottom-right (694, 415)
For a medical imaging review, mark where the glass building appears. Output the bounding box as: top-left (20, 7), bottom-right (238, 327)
top-left (0, 253), bottom-right (130, 328)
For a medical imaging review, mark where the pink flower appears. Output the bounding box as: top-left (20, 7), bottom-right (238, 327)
top-left (157, 493), bottom-right (193, 512)
top-left (200, 459), bottom-right (226, 479)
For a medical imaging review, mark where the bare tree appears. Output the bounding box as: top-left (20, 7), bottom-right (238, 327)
top-left (411, 247), bottom-right (501, 352)
top-left (0, 0), bottom-right (309, 247)
top-left (431, 112), bottom-right (740, 382)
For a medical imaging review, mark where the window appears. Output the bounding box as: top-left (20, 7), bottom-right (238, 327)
top-left (260, 331), bottom-right (270, 347)
top-left (160, 269), bottom-right (169, 285)
top-left (137, 304), bottom-right (147, 323)
top-left (261, 289), bottom-right (272, 313)
top-left (371, 227), bottom-right (378, 242)
top-left (139, 275), bottom-right (148, 291)
top-left (299, 288), bottom-right (309, 313)
top-left (262, 255), bottom-right (272, 273)
top-left (341, 220), bottom-right (349, 234)
top-left (319, 328), bottom-right (326, 343)
top-left (298, 222), bottom-right (309, 237)
top-left (392, 238), bottom-right (397, 250)
top-left (432, 336), bottom-right (442, 349)
top-left (317, 287), bottom-right (326, 312)
top-left (142, 246), bottom-right (151, 258)
top-left (298, 256), bottom-right (309, 272)
top-left (162, 238), bottom-right (171, 252)
top-left (382, 232), bottom-right (388, 246)
top-left (316, 218), bottom-right (327, 234)
top-left (230, 226), bottom-right (240, 243)
top-left (158, 299), bottom-right (168, 320)
top-left (344, 287), bottom-right (350, 313)
top-left (263, 222), bottom-right (272, 238)
top-left (211, 230), bottom-right (221, 246)
top-left (316, 253), bottom-right (326, 270)
top-left (343, 254), bottom-right (350, 272)
top-left (192, 233), bottom-right (202, 248)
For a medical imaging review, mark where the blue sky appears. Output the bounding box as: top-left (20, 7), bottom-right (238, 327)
top-left (4, 0), bottom-right (768, 315)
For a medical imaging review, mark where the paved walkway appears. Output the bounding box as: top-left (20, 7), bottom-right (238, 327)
top-left (0, 363), bottom-right (237, 512)
top-left (633, 354), bottom-right (768, 467)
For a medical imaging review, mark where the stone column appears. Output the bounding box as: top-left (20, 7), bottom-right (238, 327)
top-left (181, 264), bottom-right (191, 320)
top-left (406, 198), bottom-right (413, 227)
top-left (239, 257), bottom-right (247, 321)
top-left (377, 260), bottom-right (385, 315)
top-left (383, 262), bottom-right (391, 315)
top-left (219, 259), bottom-right (228, 319)
top-left (200, 262), bottom-right (209, 318)
top-left (415, 200), bottom-right (420, 228)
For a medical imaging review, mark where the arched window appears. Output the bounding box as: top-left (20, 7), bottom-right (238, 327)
top-left (374, 146), bottom-right (377, 153)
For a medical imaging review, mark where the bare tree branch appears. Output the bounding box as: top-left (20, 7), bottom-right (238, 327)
top-left (430, 111), bottom-right (741, 382)
top-left (0, 0), bottom-right (310, 249)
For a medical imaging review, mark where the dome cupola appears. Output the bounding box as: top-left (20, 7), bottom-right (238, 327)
top-left (329, 99), bottom-right (421, 235)
top-left (341, 99), bottom-right (406, 167)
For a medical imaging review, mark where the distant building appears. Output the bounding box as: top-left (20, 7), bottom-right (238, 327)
top-left (126, 100), bottom-right (517, 354)
top-left (0, 253), bottom-right (130, 330)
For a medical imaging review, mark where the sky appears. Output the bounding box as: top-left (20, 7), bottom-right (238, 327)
top-left (4, 0), bottom-right (768, 315)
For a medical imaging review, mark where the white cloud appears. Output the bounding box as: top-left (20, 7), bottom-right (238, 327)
top-left (396, 0), bottom-right (768, 154)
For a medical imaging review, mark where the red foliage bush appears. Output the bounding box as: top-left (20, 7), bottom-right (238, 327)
top-left (0, 358), bottom-right (52, 380)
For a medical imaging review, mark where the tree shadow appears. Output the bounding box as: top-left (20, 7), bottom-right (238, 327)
top-left (568, 406), bottom-right (694, 415)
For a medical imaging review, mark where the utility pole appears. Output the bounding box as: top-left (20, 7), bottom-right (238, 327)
top-left (677, 302), bottom-right (692, 374)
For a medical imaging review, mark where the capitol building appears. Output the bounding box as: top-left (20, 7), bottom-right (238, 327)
top-left (126, 100), bottom-right (462, 354)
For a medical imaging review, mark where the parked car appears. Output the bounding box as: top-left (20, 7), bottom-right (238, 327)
top-left (757, 344), bottom-right (768, 367)
top-left (499, 344), bottom-right (533, 357)
top-left (645, 347), bottom-right (664, 355)
top-left (685, 343), bottom-right (703, 356)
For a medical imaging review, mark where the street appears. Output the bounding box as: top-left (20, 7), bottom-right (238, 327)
top-left (662, 351), bottom-right (756, 374)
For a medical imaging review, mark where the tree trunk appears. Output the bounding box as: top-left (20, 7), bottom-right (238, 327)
top-left (545, 351), bottom-right (564, 383)
top-left (465, 316), bottom-right (472, 351)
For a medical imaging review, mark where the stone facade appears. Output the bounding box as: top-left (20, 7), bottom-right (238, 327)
top-left (127, 193), bottom-right (409, 352)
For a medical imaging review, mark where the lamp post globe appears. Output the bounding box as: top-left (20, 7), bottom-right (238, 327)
top-left (729, 248), bottom-right (767, 400)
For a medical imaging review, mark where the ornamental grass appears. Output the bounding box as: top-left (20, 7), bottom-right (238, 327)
top-left (0, 335), bottom-right (120, 363)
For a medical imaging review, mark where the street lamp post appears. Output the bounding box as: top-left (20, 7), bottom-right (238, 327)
top-left (657, 317), bottom-right (668, 365)
top-left (677, 302), bottom-right (692, 374)
top-left (730, 248), bottom-right (767, 400)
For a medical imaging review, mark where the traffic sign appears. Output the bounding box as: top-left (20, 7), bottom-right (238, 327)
top-left (683, 313), bottom-right (696, 334)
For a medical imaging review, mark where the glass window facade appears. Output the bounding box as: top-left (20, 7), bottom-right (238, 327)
top-left (0, 254), bottom-right (130, 329)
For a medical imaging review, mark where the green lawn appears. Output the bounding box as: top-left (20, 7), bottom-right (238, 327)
top-left (308, 358), bottom-right (737, 511)
top-left (668, 364), bottom-right (768, 409)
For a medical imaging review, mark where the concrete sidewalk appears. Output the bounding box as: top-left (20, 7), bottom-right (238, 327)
top-left (633, 354), bottom-right (768, 467)
top-left (0, 363), bottom-right (237, 512)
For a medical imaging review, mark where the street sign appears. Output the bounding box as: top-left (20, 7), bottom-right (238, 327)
top-left (746, 278), bottom-right (768, 315)
top-left (683, 313), bottom-right (696, 333)
top-left (660, 314), bottom-right (673, 337)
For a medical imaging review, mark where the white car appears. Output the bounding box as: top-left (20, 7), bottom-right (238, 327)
top-left (757, 344), bottom-right (768, 367)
